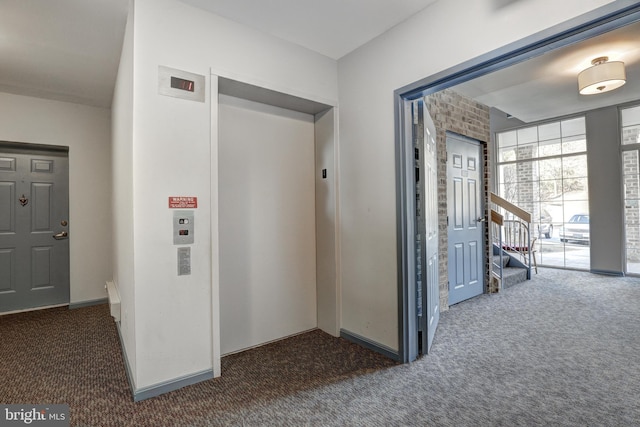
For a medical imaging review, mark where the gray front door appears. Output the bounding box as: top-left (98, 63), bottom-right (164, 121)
top-left (0, 143), bottom-right (70, 313)
top-left (447, 133), bottom-right (484, 305)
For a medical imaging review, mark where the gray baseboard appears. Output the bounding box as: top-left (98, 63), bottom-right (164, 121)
top-left (340, 329), bottom-right (399, 362)
top-left (115, 322), bottom-right (136, 400)
top-left (133, 369), bottom-right (214, 402)
top-left (590, 269), bottom-right (624, 277)
top-left (69, 298), bottom-right (108, 309)
top-left (115, 322), bottom-right (214, 402)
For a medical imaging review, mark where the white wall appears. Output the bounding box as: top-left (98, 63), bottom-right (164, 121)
top-left (219, 95), bottom-right (317, 355)
top-left (315, 108), bottom-right (340, 335)
top-left (111, 0), bottom-right (136, 378)
top-left (0, 92), bottom-right (112, 305)
top-left (113, 0), bottom-right (338, 391)
top-left (337, 0), bottom-right (622, 351)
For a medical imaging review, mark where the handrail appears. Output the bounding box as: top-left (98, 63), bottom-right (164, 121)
top-left (491, 213), bottom-right (504, 291)
top-left (491, 209), bottom-right (504, 226)
top-left (489, 192), bottom-right (534, 283)
top-left (490, 192), bottom-right (531, 223)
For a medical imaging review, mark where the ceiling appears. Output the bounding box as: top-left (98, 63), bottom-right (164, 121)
top-left (454, 19), bottom-right (640, 124)
top-left (178, 0), bottom-right (438, 60)
top-left (0, 0), bottom-right (129, 108)
top-left (0, 0), bottom-right (436, 108)
top-left (0, 0), bottom-right (637, 119)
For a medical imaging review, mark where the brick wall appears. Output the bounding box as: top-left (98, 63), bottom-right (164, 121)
top-left (623, 143), bottom-right (640, 262)
top-left (514, 145), bottom-right (537, 220)
top-left (424, 89), bottom-right (491, 311)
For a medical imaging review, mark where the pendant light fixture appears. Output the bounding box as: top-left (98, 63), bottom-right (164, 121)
top-left (578, 56), bottom-right (626, 95)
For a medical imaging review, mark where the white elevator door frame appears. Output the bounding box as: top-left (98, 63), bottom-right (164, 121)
top-left (219, 94), bottom-right (317, 355)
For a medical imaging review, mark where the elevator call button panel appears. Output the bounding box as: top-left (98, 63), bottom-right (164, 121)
top-left (173, 211), bottom-right (194, 245)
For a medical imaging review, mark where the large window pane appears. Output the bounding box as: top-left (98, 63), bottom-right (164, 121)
top-left (496, 116), bottom-right (589, 269)
top-left (539, 138), bottom-right (561, 157)
top-left (516, 160), bottom-right (537, 182)
top-left (498, 163), bottom-right (517, 184)
top-left (563, 177), bottom-right (588, 195)
top-left (622, 127), bottom-right (640, 273)
top-left (517, 126), bottom-right (538, 144)
top-left (498, 130), bottom-right (517, 148)
top-left (623, 151), bottom-right (640, 199)
top-left (621, 105), bottom-right (640, 146)
top-left (539, 179), bottom-right (563, 202)
top-left (563, 202), bottom-right (589, 223)
top-left (498, 146), bottom-right (516, 162)
top-left (561, 117), bottom-right (586, 137)
top-left (562, 155), bottom-right (588, 179)
top-left (517, 143), bottom-right (538, 160)
top-left (622, 125), bottom-right (640, 146)
top-left (499, 182), bottom-right (519, 204)
top-left (538, 158), bottom-right (562, 180)
top-left (538, 122), bottom-right (560, 141)
top-left (530, 180), bottom-right (541, 202)
top-left (622, 105), bottom-right (640, 127)
top-left (562, 136), bottom-right (587, 154)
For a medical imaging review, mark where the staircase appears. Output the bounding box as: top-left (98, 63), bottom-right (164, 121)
top-left (490, 193), bottom-right (535, 291)
top-left (492, 250), bottom-right (528, 288)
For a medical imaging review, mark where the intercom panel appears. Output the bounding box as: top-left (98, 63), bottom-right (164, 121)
top-left (173, 211), bottom-right (194, 245)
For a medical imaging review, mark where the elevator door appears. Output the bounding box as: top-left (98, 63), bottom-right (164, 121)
top-left (218, 96), bottom-right (317, 355)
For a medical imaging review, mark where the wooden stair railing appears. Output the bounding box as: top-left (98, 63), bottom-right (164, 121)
top-left (490, 193), bottom-right (531, 223)
top-left (490, 192), bottom-right (535, 281)
top-left (491, 209), bottom-right (505, 288)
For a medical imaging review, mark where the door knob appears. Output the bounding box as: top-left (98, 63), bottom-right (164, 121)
top-left (477, 217), bottom-right (486, 222)
top-left (53, 231), bottom-right (68, 240)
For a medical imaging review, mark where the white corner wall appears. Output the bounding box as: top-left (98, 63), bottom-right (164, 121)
top-left (0, 92), bottom-right (112, 305)
top-left (114, 0), bottom-right (338, 392)
top-left (315, 108), bottom-right (340, 335)
top-left (337, 0), bottom-right (622, 351)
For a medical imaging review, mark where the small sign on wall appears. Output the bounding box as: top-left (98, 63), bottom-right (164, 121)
top-left (177, 247), bottom-right (191, 276)
top-left (168, 196), bottom-right (198, 209)
top-left (158, 66), bottom-right (205, 102)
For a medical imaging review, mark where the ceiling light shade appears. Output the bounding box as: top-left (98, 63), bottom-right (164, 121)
top-left (578, 56), bottom-right (626, 95)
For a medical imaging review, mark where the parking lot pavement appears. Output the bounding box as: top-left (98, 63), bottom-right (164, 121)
top-left (536, 237), bottom-right (590, 269)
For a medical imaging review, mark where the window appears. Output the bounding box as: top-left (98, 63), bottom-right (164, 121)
top-left (496, 117), bottom-right (589, 269)
top-left (621, 105), bottom-right (640, 274)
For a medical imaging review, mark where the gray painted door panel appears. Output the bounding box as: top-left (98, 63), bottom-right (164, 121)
top-left (0, 147), bottom-right (69, 312)
top-left (414, 100), bottom-right (440, 354)
top-left (447, 134), bottom-right (483, 305)
top-left (423, 106), bottom-right (439, 352)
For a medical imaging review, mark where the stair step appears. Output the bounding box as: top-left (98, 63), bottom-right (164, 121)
top-left (500, 266), bottom-right (528, 288)
top-left (492, 254), bottom-right (510, 268)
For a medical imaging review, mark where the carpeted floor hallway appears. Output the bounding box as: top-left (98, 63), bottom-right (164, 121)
top-left (1, 268), bottom-right (639, 426)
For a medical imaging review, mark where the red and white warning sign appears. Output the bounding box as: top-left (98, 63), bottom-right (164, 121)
top-left (168, 196), bottom-right (198, 209)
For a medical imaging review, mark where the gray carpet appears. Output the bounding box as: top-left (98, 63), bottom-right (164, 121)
top-left (1, 268), bottom-right (639, 426)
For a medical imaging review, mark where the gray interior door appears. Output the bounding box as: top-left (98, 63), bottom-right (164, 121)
top-left (0, 144), bottom-right (70, 313)
top-left (414, 100), bottom-right (440, 354)
top-left (422, 103), bottom-right (440, 352)
top-left (447, 133), bottom-right (484, 305)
